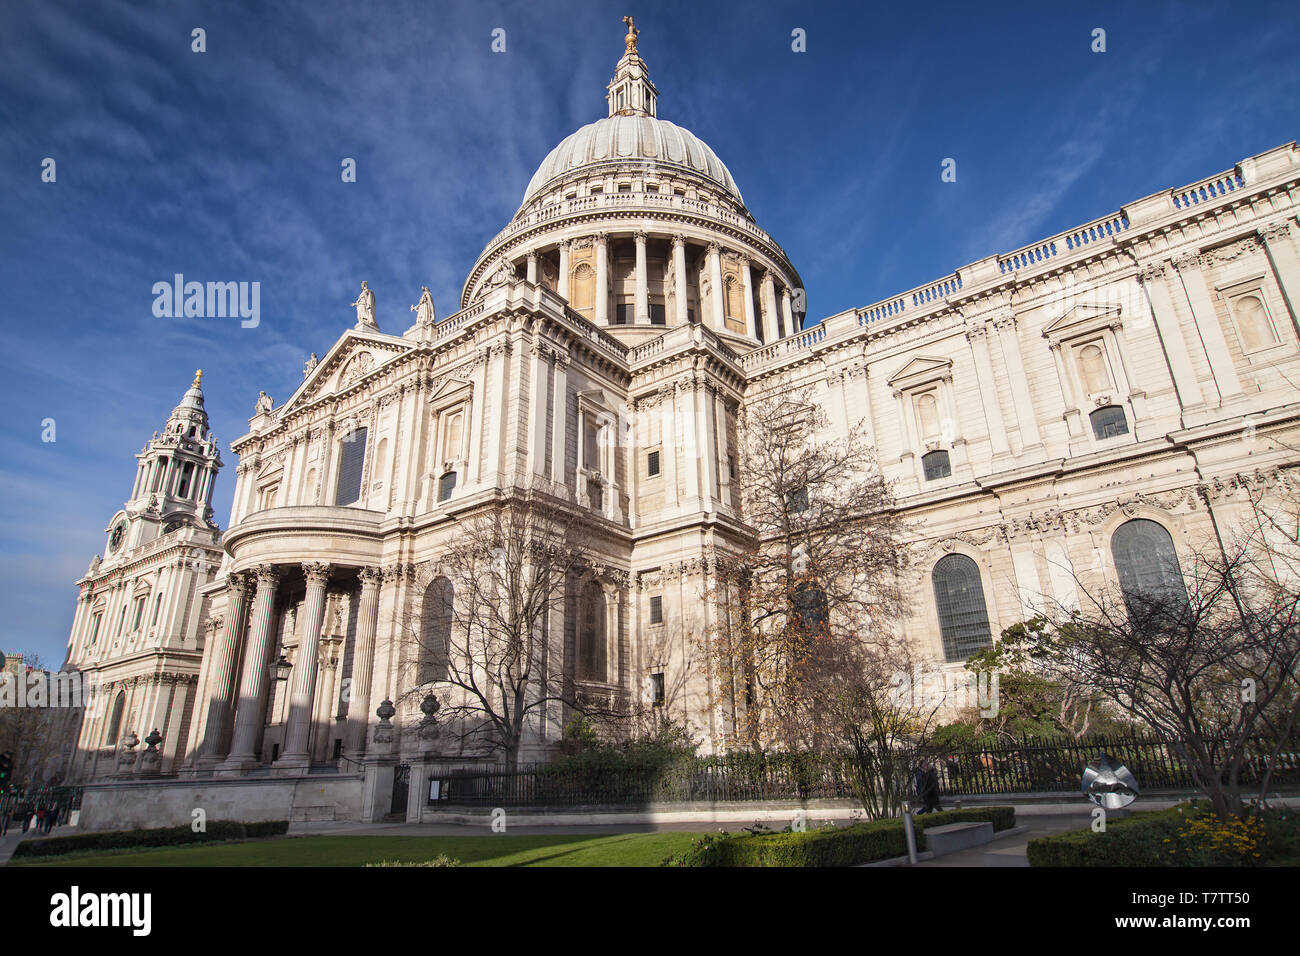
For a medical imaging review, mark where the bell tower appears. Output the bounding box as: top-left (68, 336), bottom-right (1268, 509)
top-left (106, 370), bottom-right (223, 559)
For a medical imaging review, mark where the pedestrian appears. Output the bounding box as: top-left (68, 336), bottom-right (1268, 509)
top-left (44, 805), bottom-right (58, 833)
top-left (912, 762), bottom-right (925, 807)
top-left (34, 805), bottom-right (47, 834)
top-left (918, 759), bottom-right (943, 815)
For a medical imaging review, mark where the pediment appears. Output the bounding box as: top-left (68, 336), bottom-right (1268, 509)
top-left (886, 355), bottom-right (953, 388)
top-left (429, 377), bottom-right (473, 410)
top-left (279, 330), bottom-right (413, 417)
top-left (576, 387), bottom-right (616, 413)
top-left (1042, 303), bottom-right (1123, 341)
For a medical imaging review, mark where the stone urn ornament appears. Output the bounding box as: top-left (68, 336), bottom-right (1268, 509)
top-left (137, 728), bottom-right (164, 775)
top-left (116, 731), bottom-right (140, 775)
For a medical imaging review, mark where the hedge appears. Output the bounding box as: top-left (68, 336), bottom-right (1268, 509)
top-left (12, 820), bottom-right (290, 858)
top-left (1027, 804), bottom-right (1300, 867)
top-left (665, 806), bottom-right (1015, 867)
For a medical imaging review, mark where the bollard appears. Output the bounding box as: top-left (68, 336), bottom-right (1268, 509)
top-left (902, 806), bottom-right (918, 865)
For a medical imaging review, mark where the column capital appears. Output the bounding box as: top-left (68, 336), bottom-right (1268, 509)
top-left (358, 566), bottom-right (383, 588)
top-left (1137, 260), bottom-right (1169, 282)
top-left (226, 571), bottom-right (254, 596)
top-left (302, 562), bottom-right (332, 586)
top-left (1171, 251), bottom-right (1204, 271)
top-left (706, 240), bottom-right (721, 256)
top-left (252, 564), bottom-right (280, 588)
top-left (633, 230), bottom-right (648, 244)
top-left (671, 233), bottom-right (686, 250)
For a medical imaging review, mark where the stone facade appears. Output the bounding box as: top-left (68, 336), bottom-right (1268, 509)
top-left (62, 28), bottom-right (1300, 818)
top-left (63, 373), bottom-right (224, 780)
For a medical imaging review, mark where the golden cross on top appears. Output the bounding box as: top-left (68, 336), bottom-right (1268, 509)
top-left (623, 16), bottom-right (638, 55)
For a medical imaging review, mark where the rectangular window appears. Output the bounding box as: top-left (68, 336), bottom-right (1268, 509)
top-left (334, 426), bottom-right (368, 505)
top-left (649, 303), bottom-right (666, 326)
top-left (614, 303), bottom-right (633, 325)
top-left (649, 595), bottom-right (663, 625)
top-left (618, 183), bottom-right (631, 194)
top-left (651, 672), bottom-right (665, 707)
top-left (89, 612), bottom-right (103, 645)
top-left (786, 485), bottom-right (809, 514)
top-left (647, 450), bottom-right (660, 477)
top-left (132, 597), bottom-right (146, 631)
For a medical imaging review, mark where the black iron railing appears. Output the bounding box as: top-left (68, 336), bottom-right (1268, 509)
top-left (424, 735), bottom-right (1300, 807)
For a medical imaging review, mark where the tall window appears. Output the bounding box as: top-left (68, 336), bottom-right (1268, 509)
top-left (419, 577), bottom-right (453, 683)
top-left (1110, 519), bottom-right (1186, 611)
top-left (932, 554), bottom-right (993, 662)
top-left (88, 611), bottom-right (103, 646)
top-left (1090, 405), bottom-right (1129, 440)
top-left (577, 580), bottom-right (607, 682)
top-left (649, 302), bottom-right (666, 326)
top-left (922, 450), bottom-right (951, 481)
top-left (614, 303), bottom-right (633, 325)
top-left (724, 276), bottom-right (745, 333)
top-left (438, 471), bottom-right (457, 502)
top-left (131, 595), bottom-right (147, 631)
top-left (649, 594), bottom-right (663, 625)
top-left (335, 427), bottom-right (368, 505)
top-left (106, 691), bottom-right (126, 746)
top-left (792, 582), bottom-right (829, 633)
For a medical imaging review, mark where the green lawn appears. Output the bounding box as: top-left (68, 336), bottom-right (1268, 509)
top-left (10, 832), bottom-right (709, 868)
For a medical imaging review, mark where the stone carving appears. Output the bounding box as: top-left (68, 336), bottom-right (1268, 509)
top-left (411, 286), bottom-right (437, 328)
top-left (344, 351), bottom-right (375, 385)
top-left (303, 352), bottom-right (318, 378)
top-left (351, 281), bottom-right (377, 329)
top-left (484, 258), bottom-right (518, 291)
top-left (255, 391), bottom-right (273, 415)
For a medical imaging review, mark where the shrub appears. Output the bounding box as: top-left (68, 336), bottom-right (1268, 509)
top-left (1027, 803), bottom-right (1300, 867)
top-left (11, 820), bottom-right (289, 858)
top-left (664, 806), bottom-right (1015, 866)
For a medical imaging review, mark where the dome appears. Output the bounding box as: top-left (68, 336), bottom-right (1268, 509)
top-left (521, 114), bottom-right (744, 209)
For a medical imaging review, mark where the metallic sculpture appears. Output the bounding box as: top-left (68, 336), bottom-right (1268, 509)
top-left (1082, 752), bottom-right (1139, 809)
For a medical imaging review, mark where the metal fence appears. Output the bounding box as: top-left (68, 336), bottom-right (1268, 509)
top-left (426, 735), bottom-right (1300, 807)
top-left (1, 785), bottom-right (84, 829)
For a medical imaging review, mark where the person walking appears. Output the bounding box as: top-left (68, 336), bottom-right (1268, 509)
top-left (918, 760), bottom-right (943, 815)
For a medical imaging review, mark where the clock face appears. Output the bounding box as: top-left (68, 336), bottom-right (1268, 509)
top-left (109, 524), bottom-right (124, 552)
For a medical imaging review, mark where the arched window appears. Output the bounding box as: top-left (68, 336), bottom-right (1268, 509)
top-left (1110, 519), bottom-right (1186, 610)
top-left (1077, 343), bottom-right (1110, 394)
top-left (438, 471), bottom-right (457, 502)
top-left (105, 690), bottom-right (126, 746)
top-left (922, 449), bottom-right (951, 481)
top-left (334, 426), bottom-right (368, 505)
top-left (792, 581), bottom-right (828, 633)
top-left (1232, 295), bottom-right (1277, 352)
top-left (932, 554), bottom-right (993, 662)
top-left (1090, 405), bottom-right (1129, 440)
top-left (571, 263), bottom-right (595, 315)
top-left (577, 580), bottom-right (607, 682)
top-left (419, 577), bottom-right (453, 683)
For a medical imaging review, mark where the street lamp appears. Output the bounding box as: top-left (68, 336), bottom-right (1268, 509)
top-left (270, 654), bottom-right (292, 682)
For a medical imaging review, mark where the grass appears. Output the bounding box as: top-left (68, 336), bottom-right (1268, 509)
top-left (9, 832), bottom-right (712, 868)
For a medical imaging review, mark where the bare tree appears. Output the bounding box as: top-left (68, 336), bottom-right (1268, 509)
top-left (702, 389), bottom-right (912, 753)
top-left (396, 497), bottom-right (622, 769)
top-left (1034, 521), bottom-right (1300, 820)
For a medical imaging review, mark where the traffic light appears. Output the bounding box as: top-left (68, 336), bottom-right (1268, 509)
top-left (0, 751), bottom-right (11, 795)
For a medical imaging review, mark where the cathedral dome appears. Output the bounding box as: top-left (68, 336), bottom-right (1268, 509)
top-left (521, 114), bottom-right (744, 209)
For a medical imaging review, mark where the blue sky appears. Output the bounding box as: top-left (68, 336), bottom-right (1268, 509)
top-left (1, 0), bottom-right (1297, 665)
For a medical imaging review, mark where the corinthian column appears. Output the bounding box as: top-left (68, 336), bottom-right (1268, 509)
top-left (634, 231), bottom-right (649, 323)
top-left (707, 243), bottom-right (725, 331)
top-left (346, 567), bottom-right (383, 756)
top-left (740, 259), bottom-right (757, 339)
top-left (672, 235), bottom-right (689, 324)
top-left (277, 562), bottom-right (332, 767)
top-left (197, 573), bottom-right (252, 766)
top-left (595, 233), bottom-right (610, 325)
top-left (220, 565), bottom-right (281, 770)
top-left (558, 241), bottom-right (570, 300)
